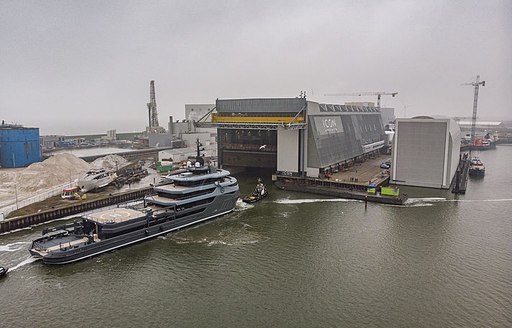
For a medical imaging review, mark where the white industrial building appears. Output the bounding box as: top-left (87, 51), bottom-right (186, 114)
top-left (391, 116), bottom-right (461, 189)
top-left (185, 104), bottom-right (215, 122)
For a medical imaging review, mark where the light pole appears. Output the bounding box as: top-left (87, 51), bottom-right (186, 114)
top-left (15, 183), bottom-right (19, 210)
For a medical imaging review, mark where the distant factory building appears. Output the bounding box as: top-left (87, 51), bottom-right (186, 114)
top-left (185, 104), bottom-right (215, 123)
top-left (105, 129), bottom-right (117, 141)
top-left (197, 98), bottom-right (385, 178)
top-left (148, 132), bottom-right (173, 148)
top-left (390, 116), bottom-right (461, 189)
top-left (0, 122), bottom-right (41, 168)
top-left (454, 119), bottom-right (506, 137)
top-left (185, 104), bottom-right (217, 137)
top-left (40, 135), bottom-right (65, 150)
top-left (167, 115), bottom-right (196, 139)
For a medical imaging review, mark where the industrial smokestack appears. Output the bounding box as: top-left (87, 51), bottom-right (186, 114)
top-left (168, 116), bottom-right (174, 135)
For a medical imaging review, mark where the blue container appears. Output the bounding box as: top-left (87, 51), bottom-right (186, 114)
top-left (0, 127), bottom-right (41, 168)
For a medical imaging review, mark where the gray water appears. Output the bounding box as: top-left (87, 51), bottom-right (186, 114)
top-left (1, 146), bottom-right (511, 327)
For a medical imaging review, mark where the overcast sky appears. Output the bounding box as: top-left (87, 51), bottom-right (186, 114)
top-left (1, 0), bottom-right (511, 135)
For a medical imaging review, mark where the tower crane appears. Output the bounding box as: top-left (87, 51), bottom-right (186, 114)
top-left (147, 80), bottom-right (159, 129)
top-left (462, 75), bottom-right (485, 155)
top-left (324, 91), bottom-right (398, 108)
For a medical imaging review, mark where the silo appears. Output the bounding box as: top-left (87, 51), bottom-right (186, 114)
top-left (0, 125), bottom-right (41, 168)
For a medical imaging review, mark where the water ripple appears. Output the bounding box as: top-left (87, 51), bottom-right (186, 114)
top-left (0, 241), bottom-right (30, 252)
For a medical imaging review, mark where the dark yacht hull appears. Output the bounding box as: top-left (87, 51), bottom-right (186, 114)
top-left (37, 209), bottom-right (233, 265)
top-left (31, 194), bottom-right (239, 265)
top-left (30, 154), bottom-right (240, 265)
top-left (468, 169), bottom-right (485, 177)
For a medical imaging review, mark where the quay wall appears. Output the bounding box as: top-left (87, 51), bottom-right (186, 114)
top-left (0, 188), bottom-right (151, 234)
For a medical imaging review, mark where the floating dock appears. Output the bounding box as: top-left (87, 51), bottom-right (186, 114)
top-left (275, 176), bottom-right (407, 205)
top-left (451, 154), bottom-right (470, 194)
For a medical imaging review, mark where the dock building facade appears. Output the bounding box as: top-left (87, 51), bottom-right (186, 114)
top-left (198, 98), bottom-right (385, 178)
top-left (390, 116), bottom-right (461, 189)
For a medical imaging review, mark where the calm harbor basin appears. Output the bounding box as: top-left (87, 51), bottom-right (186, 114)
top-left (1, 146), bottom-right (511, 327)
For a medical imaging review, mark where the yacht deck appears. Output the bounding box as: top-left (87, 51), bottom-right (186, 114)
top-left (86, 208), bottom-right (145, 224)
top-left (46, 237), bottom-right (90, 252)
top-left (146, 195), bottom-right (177, 203)
top-left (155, 183), bottom-right (189, 192)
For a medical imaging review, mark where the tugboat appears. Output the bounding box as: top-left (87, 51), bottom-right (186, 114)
top-left (469, 157), bottom-right (485, 177)
top-left (29, 139), bottom-right (240, 265)
top-left (0, 266), bottom-right (8, 278)
top-left (242, 178), bottom-right (268, 204)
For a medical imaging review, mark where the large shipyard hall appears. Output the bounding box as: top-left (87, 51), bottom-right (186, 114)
top-left (198, 97), bottom-right (386, 179)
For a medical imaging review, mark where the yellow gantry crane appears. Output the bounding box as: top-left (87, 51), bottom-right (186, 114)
top-left (324, 92), bottom-right (398, 108)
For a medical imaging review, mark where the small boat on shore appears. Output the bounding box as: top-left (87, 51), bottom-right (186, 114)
top-left (0, 266), bottom-right (8, 278)
top-left (77, 169), bottom-right (117, 192)
top-left (242, 178), bottom-right (268, 204)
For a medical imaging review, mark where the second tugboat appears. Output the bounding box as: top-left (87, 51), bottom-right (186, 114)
top-left (0, 266), bottom-right (8, 278)
top-left (242, 178), bottom-right (268, 204)
top-left (468, 157), bottom-right (485, 177)
top-left (29, 139), bottom-right (240, 265)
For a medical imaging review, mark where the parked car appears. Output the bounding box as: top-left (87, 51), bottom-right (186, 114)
top-left (380, 162), bottom-right (391, 169)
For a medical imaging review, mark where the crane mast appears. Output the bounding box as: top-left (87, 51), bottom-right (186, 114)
top-left (147, 80), bottom-right (160, 130)
top-left (467, 75), bottom-right (485, 155)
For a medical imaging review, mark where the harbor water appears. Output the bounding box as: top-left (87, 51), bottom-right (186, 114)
top-left (1, 146), bottom-right (511, 327)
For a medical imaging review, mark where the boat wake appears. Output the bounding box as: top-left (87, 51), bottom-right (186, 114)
top-left (401, 197), bottom-right (512, 207)
top-left (466, 198), bottom-right (512, 202)
top-left (8, 256), bottom-right (38, 271)
top-left (0, 241), bottom-right (30, 252)
top-left (274, 198), bottom-right (359, 204)
top-left (402, 198), bottom-right (446, 207)
top-left (172, 234), bottom-right (263, 246)
top-left (406, 197), bottom-right (447, 203)
top-left (234, 198), bottom-right (254, 211)
top-left (171, 220), bottom-right (264, 246)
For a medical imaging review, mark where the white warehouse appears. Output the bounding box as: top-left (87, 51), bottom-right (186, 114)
top-left (391, 116), bottom-right (461, 189)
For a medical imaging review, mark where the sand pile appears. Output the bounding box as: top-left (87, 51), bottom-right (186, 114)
top-left (0, 153), bottom-right (91, 209)
top-left (15, 153), bottom-right (91, 193)
top-left (90, 154), bottom-right (128, 170)
top-left (0, 169), bottom-right (18, 205)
